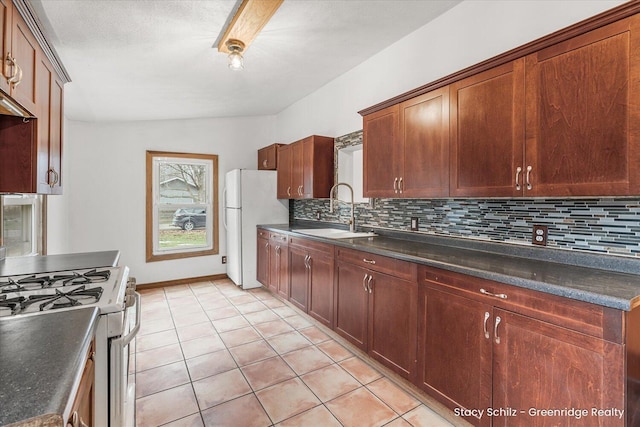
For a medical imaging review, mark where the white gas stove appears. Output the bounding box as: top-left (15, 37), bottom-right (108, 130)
top-left (0, 265), bottom-right (139, 427)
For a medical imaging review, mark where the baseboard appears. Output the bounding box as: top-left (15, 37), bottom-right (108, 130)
top-left (136, 274), bottom-right (229, 290)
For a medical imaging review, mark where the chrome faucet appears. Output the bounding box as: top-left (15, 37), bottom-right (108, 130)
top-left (329, 182), bottom-right (355, 232)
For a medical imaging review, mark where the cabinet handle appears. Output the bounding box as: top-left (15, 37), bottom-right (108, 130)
top-left (70, 411), bottom-right (88, 427)
top-left (526, 165), bottom-right (532, 190)
top-left (298, 185), bottom-right (303, 196)
top-left (262, 159), bottom-right (268, 167)
top-left (275, 245), bottom-right (280, 255)
top-left (48, 168), bottom-right (59, 187)
top-left (399, 177), bottom-right (403, 194)
top-left (494, 316), bottom-right (502, 344)
top-left (362, 258), bottom-right (376, 265)
top-left (483, 312), bottom-right (490, 339)
top-left (362, 274), bottom-right (368, 292)
top-left (480, 288), bottom-right (507, 299)
top-left (367, 275), bottom-right (373, 293)
top-left (4, 53), bottom-right (16, 83)
top-left (12, 63), bottom-right (22, 87)
top-left (393, 177), bottom-right (398, 193)
top-left (287, 186), bottom-right (291, 196)
top-left (515, 166), bottom-right (522, 191)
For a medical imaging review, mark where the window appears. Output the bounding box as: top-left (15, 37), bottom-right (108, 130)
top-left (146, 151), bottom-right (219, 262)
top-left (1, 194), bottom-right (43, 257)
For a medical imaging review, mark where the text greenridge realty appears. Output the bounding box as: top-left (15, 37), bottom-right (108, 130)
top-left (454, 407), bottom-right (625, 420)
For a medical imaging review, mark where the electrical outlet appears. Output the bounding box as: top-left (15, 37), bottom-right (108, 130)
top-left (316, 210), bottom-right (321, 220)
top-left (532, 225), bottom-right (548, 246)
top-left (410, 217), bottom-right (419, 231)
top-left (222, 256), bottom-right (227, 264)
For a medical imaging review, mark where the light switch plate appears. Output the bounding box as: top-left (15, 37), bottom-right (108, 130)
top-left (410, 217), bottom-right (419, 231)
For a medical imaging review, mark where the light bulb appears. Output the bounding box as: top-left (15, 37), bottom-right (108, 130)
top-left (228, 50), bottom-right (244, 70)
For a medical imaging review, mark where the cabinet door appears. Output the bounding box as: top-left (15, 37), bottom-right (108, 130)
top-left (276, 244), bottom-right (289, 299)
top-left (400, 87), bottom-right (450, 197)
top-left (363, 104), bottom-right (401, 198)
top-left (307, 249), bottom-right (334, 328)
top-left (288, 245), bottom-right (308, 312)
top-left (493, 309), bottom-right (624, 426)
top-left (525, 16), bottom-right (640, 197)
top-left (0, 0), bottom-right (11, 94)
top-left (450, 60), bottom-right (525, 197)
top-left (266, 243), bottom-right (279, 294)
top-left (256, 235), bottom-right (269, 287)
top-left (418, 286), bottom-right (492, 427)
top-left (291, 141), bottom-right (304, 199)
top-left (334, 261), bottom-right (369, 351)
top-left (368, 271), bottom-right (417, 381)
top-left (35, 55), bottom-right (51, 194)
top-left (276, 145), bottom-right (292, 198)
top-left (10, 7), bottom-right (37, 115)
top-left (48, 77), bottom-right (63, 194)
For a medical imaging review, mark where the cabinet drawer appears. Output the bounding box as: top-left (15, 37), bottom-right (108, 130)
top-left (336, 247), bottom-right (416, 281)
top-left (289, 236), bottom-right (334, 255)
top-left (419, 265), bottom-right (622, 343)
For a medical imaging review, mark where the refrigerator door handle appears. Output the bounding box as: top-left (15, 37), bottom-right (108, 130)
top-left (222, 188), bottom-right (228, 230)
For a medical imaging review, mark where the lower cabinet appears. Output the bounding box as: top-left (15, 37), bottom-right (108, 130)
top-left (67, 340), bottom-right (95, 427)
top-left (257, 229), bottom-right (289, 299)
top-left (418, 265), bottom-right (625, 427)
top-left (335, 248), bottom-right (417, 380)
top-left (288, 236), bottom-right (334, 328)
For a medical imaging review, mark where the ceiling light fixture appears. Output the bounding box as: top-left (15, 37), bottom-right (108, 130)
top-left (226, 39), bottom-right (245, 71)
top-left (216, 0), bottom-right (283, 71)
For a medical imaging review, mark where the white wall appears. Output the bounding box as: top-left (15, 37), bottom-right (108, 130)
top-left (48, 115), bottom-right (276, 284)
top-left (275, 0), bottom-right (627, 141)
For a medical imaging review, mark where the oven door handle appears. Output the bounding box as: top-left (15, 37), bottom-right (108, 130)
top-left (113, 291), bottom-right (141, 347)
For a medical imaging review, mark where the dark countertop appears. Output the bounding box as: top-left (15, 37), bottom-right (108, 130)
top-left (0, 250), bottom-right (120, 277)
top-left (260, 223), bottom-right (640, 311)
top-left (0, 307), bottom-right (99, 427)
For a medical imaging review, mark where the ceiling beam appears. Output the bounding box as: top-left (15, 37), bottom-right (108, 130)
top-left (217, 0), bottom-right (284, 54)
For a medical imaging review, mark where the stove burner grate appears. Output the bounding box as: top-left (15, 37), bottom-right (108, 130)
top-left (0, 268), bottom-right (112, 292)
top-left (0, 295), bottom-right (27, 316)
top-left (20, 285), bottom-right (104, 312)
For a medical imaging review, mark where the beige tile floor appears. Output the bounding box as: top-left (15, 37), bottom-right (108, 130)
top-left (133, 279), bottom-right (457, 427)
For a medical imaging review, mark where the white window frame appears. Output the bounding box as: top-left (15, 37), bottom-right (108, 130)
top-left (1, 194), bottom-right (42, 257)
top-left (146, 151), bottom-right (219, 262)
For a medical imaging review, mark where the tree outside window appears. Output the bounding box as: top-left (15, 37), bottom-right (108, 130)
top-left (146, 151), bottom-right (219, 262)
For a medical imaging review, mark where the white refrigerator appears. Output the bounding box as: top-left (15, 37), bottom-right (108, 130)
top-left (224, 169), bottom-right (289, 289)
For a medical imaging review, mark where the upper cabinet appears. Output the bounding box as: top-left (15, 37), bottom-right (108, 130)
top-left (276, 135), bottom-right (334, 199)
top-left (364, 87), bottom-right (449, 198)
top-left (0, 0), bottom-right (67, 194)
top-left (361, 4), bottom-right (640, 199)
top-left (524, 15), bottom-right (640, 197)
top-left (257, 143), bottom-right (283, 170)
top-left (450, 60), bottom-right (525, 197)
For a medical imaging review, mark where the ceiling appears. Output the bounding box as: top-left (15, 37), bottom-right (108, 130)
top-left (29, 0), bottom-right (461, 122)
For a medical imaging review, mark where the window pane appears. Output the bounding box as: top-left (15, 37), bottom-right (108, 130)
top-left (159, 163), bottom-right (207, 204)
top-left (157, 206), bottom-right (209, 251)
top-left (3, 204), bottom-right (33, 257)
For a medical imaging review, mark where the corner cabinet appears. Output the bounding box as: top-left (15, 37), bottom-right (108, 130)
top-left (334, 247), bottom-right (418, 380)
top-left (417, 265), bottom-right (625, 427)
top-left (276, 135), bottom-right (334, 199)
top-left (363, 87), bottom-right (449, 198)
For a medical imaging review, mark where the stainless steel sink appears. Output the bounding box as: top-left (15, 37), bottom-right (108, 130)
top-left (292, 228), bottom-right (377, 239)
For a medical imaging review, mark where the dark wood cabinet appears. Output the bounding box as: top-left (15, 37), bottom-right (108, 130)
top-left (363, 105), bottom-right (400, 198)
top-left (418, 265), bottom-right (626, 427)
top-left (276, 135), bottom-right (334, 199)
top-left (492, 309), bottom-right (624, 427)
top-left (524, 15), bottom-right (640, 197)
top-left (35, 55), bottom-right (62, 194)
top-left (0, 0), bottom-right (11, 95)
top-left (418, 286), bottom-right (492, 427)
top-left (256, 230), bottom-right (269, 288)
top-left (8, 4), bottom-right (37, 115)
top-left (258, 143), bottom-right (283, 170)
top-left (288, 236), bottom-right (334, 327)
top-left (334, 247), bottom-right (417, 380)
top-left (363, 87), bottom-right (450, 198)
top-left (449, 60), bottom-right (525, 197)
top-left (269, 231), bottom-right (289, 299)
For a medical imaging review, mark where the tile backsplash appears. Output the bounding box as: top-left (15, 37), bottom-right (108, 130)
top-left (292, 130), bottom-right (640, 259)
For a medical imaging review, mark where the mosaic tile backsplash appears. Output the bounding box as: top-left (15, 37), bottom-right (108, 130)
top-left (292, 198), bottom-right (640, 258)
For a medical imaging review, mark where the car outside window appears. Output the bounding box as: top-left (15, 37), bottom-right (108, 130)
top-left (146, 151), bottom-right (219, 262)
